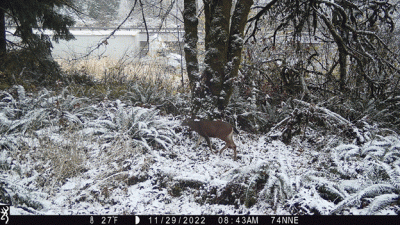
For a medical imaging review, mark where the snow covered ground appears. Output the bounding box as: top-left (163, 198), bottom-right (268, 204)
top-left (4, 129), bottom-right (296, 215)
top-left (1, 86), bottom-right (399, 216)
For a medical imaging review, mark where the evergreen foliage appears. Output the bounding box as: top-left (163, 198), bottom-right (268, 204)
top-left (0, 0), bottom-right (75, 86)
top-left (0, 0), bottom-right (400, 215)
top-left (3, 0), bottom-right (75, 45)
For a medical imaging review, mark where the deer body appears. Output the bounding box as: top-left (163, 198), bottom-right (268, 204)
top-left (182, 119), bottom-right (237, 160)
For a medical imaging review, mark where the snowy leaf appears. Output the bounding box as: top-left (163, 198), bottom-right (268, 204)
top-left (366, 194), bottom-right (400, 215)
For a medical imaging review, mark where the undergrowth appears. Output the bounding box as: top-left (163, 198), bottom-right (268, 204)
top-left (1, 55), bottom-right (399, 215)
top-left (0, 85), bottom-right (179, 207)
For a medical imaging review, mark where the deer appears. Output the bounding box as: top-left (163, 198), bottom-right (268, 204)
top-left (181, 119), bottom-right (238, 161)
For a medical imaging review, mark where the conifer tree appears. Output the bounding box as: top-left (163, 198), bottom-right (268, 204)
top-left (0, 0), bottom-right (75, 56)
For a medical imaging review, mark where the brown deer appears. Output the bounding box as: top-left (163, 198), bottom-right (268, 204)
top-left (181, 119), bottom-right (238, 160)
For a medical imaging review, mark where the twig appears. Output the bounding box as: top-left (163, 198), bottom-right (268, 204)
top-left (293, 99), bottom-right (365, 143)
top-left (72, 0), bottom-right (139, 60)
top-left (139, 0), bottom-right (149, 56)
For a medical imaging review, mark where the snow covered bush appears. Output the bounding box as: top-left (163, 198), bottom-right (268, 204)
top-left (0, 85), bottom-right (178, 210)
top-left (1, 84), bottom-right (399, 215)
top-left (82, 100), bottom-right (176, 151)
top-left (328, 135), bottom-right (400, 215)
top-left (228, 90), bottom-right (292, 133)
top-left (258, 160), bottom-right (293, 209)
top-left (324, 96), bottom-right (400, 134)
top-left (289, 133), bottom-right (400, 215)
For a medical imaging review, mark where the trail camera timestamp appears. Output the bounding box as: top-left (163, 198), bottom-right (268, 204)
top-left (148, 216), bottom-right (206, 224)
top-left (146, 216), bottom-right (259, 225)
top-left (218, 216), bottom-right (259, 224)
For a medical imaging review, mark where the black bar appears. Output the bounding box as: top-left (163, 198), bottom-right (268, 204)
top-left (9, 215), bottom-right (135, 225)
top-left (8, 215), bottom-right (399, 225)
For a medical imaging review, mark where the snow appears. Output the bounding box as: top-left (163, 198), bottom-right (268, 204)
top-left (0, 87), bottom-right (399, 216)
top-left (3, 126), bottom-right (293, 214)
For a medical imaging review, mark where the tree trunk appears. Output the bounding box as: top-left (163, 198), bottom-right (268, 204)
top-left (224, 0), bottom-right (253, 108)
top-left (184, 0), bottom-right (252, 118)
top-left (319, 12), bottom-right (348, 93)
top-left (0, 2), bottom-right (6, 57)
top-left (183, 0), bottom-right (201, 115)
top-left (203, 0), bottom-right (233, 113)
top-left (338, 47), bottom-right (347, 91)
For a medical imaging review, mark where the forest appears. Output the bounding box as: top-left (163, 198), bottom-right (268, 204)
top-left (0, 0), bottom-right (400, 216)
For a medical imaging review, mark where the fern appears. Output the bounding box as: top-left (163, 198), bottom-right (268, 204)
top-left (328, 135), bottom-right (400, 214)
top-left (379, 163), bottom-right (400, 190)
top-left (329, 163), bottom-right (399, 215)
top-left (328, 193), bottom-right (359, 215)
top-left (0, 135), bottom-right (19, 151)
top-left (82, 104), bottom-right (175, 150)
top-left (329, 183), bottom-right (398, 215)
top-left (359, 184), bottom-right (397, 199)
top-left (123, 77), bottom-right (171, 106)
top-left (366, 194), bottom-right (400, 215)
top-left (7, 108), bottom-right (50, 134)
top-left (331, 144), bottom-right (360, 178)
top-left (334, 144), bottom-right (360, 161)
top-left (259, 163), bottom-right (293, 208)
top-left (286, 187), bottom-right (335, 215)
top-left (302, 173), bottom-right (347, 203)
top-left (361, 146), bottom-right (386, 158)
top-left (0, 112), bottom-right (12, 134)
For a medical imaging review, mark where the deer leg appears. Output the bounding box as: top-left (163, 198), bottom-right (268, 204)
top-left (195, 136), bottom-right (203, 148)
top-left (219, 145), bottom-right (228, 155)
top-left (204, 136), bottom-right (216, 153)
top-left (220, 145), bottom-right (237, 161)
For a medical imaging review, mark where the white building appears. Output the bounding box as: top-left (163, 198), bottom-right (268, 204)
top-left (52, 28), bottom-right (140, 60)
top-left (6, 27), bottom-right (184, 61)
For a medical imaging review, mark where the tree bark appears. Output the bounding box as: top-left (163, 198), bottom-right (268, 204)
top-left (183, 0), bottom-right (201, 115)
top-left (338, 48), bottom-right (347, 91)
top-left (203, 0), bottom-right (232, 112)
top-left (202, 0), bottom-right (253, 117)
top-left (0, 1), bottom-right (6, 57)
top-left (224, 0), bottom-right (253, 107)
top-left (183, 0), bottom-right (253, 118)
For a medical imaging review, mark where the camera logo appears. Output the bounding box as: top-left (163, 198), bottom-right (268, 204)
top-left (0, 204), bottom-right (9, 225)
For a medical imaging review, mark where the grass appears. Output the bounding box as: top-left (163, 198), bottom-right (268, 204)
top-left (57, 57), bottom-right (188, 114)
top-left (0, 55), bottom-right (186, 206)
top-left (58, 56), bottom-right (184, 87)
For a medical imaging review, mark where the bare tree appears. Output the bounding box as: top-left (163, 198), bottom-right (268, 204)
top-left (247, 0), bottom-right (399, 99)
